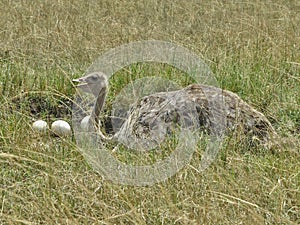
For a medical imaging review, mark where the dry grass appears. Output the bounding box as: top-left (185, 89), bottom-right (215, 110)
top-left (0, 0), bottom-right (299, 224)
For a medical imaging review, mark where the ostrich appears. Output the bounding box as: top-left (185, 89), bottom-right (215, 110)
top-left (73, 72), bottom-right (277, 150)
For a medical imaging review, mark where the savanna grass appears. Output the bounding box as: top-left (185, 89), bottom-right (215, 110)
top-left (1, 0), bottom-right (299, 224)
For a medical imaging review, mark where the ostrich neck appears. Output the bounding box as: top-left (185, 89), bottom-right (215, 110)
top-left (89, 87), bottom-right (107, 130)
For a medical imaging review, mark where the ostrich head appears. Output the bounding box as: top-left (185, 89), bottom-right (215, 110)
top-left (73, 72), bottom-right (108, 97)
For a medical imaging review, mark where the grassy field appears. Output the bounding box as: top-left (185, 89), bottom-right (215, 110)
top-left (1, 0), bottom-right (299, 224)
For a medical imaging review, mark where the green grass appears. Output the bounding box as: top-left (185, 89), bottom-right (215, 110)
top-left (1, 0), bottom-right (299, 224)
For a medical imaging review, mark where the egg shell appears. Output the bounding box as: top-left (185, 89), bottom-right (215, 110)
top-left (32, 120), bottom-right (48, 133)
top-left (51, 120), bottom-right (72, 136)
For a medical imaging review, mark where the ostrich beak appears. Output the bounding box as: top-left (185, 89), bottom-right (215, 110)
top-left (73, 77), bottom-right (93, 95)
top-left (72, 78), bottom-right (81, 83)
top-left (73, 78), bottom-right (87, 87)
top-left (73, 76), bottom-right (104, 97)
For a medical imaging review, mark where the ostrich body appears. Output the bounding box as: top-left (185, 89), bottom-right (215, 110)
top-left (73, 72), bottom-right (276, 150)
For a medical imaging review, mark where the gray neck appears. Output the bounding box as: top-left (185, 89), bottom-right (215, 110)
top-left (89, 86), bottom-right (107, 130)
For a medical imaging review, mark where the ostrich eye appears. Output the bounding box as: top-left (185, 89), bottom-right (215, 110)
top-left (88, 74), bottom-right (99, 82)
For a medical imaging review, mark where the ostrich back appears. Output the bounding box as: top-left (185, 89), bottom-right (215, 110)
top-left (115, 84), bottom-right (276, 150)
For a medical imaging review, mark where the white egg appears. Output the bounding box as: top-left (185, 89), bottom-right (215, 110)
top-left (32, 120), bottom-right (48, 133)
top-left (51, 120), bottom-right (72, 137)
top-left (80, 116), bottom-right (91, 130)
